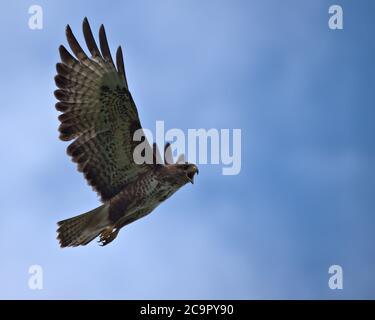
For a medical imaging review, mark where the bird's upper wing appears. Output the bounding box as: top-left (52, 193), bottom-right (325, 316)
top-left (55, 18), bottom-right (153, 201)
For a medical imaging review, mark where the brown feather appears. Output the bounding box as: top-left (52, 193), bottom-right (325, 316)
top-left (82, 17), bottom-right (102, 58)
top-left (55, 21), bottom-right (157, 204)
top-left (116, 46), bottom-right (128, 89)
top-left (66, 24), bottom-right (89, 61)
top-left (59, 45), bottom-right (77, 65)
top-left (164, 142), bottom-right (173, 165)
top-left (99, 24), bottom-right (114, 66)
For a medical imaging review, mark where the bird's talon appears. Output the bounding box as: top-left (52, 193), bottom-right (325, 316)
top-left (98, 226), bottom-right (119, 246)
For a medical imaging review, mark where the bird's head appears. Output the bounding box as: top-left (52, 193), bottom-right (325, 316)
top-left (166, 163), bottom-right (199, 185)
top-left (181, 163), bottom-right (199, 184)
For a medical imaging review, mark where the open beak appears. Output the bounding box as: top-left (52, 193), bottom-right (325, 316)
top-left (186, 165), bottom-right (199, 184)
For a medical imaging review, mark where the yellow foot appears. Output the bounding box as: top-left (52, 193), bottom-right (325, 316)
top-left (98, 226), bottom-right (119, 246)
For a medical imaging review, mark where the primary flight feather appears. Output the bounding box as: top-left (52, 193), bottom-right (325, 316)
top-left (55, 18), bottom-right (198, 247)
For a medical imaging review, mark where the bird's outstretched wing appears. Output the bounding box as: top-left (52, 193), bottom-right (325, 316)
top-left (55, 18), bottom-right (152, 201)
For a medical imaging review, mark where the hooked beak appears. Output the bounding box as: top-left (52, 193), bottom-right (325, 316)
top-left (186, 165), bottom-right (199, 184)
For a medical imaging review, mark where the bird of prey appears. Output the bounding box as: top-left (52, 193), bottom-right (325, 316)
top-left (55, 18), bottom-right (198, 247)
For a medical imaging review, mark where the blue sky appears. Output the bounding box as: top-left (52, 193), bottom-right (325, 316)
top-left (0, 0), bottom-right (374, 299)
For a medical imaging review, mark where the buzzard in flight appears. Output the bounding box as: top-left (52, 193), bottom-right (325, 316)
top-left (55, 18), bottom-right (198, 247)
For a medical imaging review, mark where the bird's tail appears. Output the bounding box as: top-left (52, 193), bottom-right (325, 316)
top-left (57, 204), bottom-right (109, 247)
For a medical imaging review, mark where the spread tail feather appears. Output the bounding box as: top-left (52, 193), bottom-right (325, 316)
top-left (57, 204), bottom-right (109, 247)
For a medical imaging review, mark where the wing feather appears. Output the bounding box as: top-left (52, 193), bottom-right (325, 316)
top-left (164, 142), bottom-right (173, 165)
top-left (99, 24), bottom-right (114, 65)
top-left (82, 17), bottom-right (102, 58)
top-left (59, 45), bottom-right (78, 65)
top-left (66, 25), bottom-right (89, 61)
top-left (55, 18), bottom-right (153, 201)
top-left (116, 46), bottom-right (128, 89)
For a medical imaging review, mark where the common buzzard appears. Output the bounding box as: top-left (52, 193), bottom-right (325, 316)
top-left (55, 18), bottom-right (198, 247)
